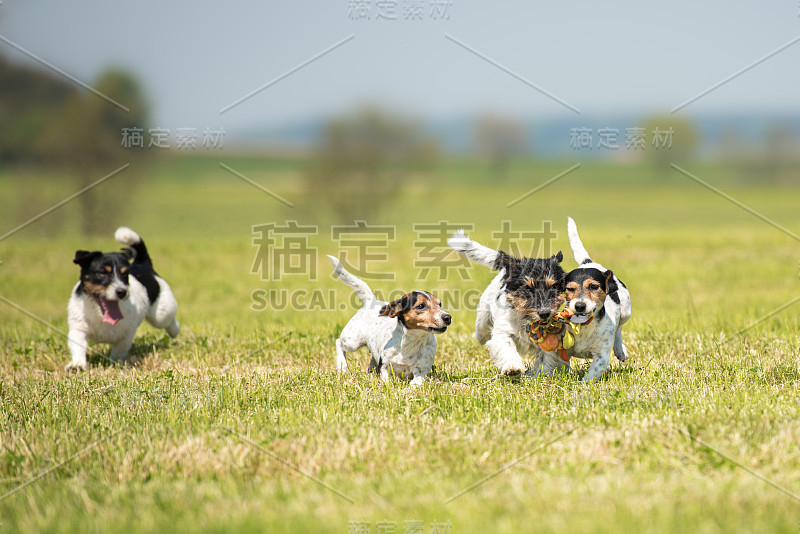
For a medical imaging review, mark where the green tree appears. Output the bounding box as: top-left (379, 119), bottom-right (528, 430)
top-left (1, 55), bottom-right (150, 235)
top-left (0, 56), bottom-right (148, 233)
top-left (0, 54), bottom-right (74, 162)
top-left (303, 106), bottom-right (439, 223)
top-left (474, 113), bottom-right (527, 180)
top-left (43, 69), bottom-right (150, 233)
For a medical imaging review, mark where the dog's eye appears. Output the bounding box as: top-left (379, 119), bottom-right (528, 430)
top-left (589, 283), bottom-right (600, 291)
top-left (416, 303), bottom-right (426, 310)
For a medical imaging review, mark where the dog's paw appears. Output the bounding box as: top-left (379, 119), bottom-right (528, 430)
top-left (501, 365), bottom-right (524, 377)
top-left (409, 376), bottom-right (426, 388)
top-left (64, 361), bottom-right (86, 373)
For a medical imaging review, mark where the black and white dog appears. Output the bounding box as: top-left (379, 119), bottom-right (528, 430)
top-left (448, 230), bottom-right (566, 376)
top-left (529, 217), bottom-right (631, 381)
top-left (66, 227), bottom-right (179, 371)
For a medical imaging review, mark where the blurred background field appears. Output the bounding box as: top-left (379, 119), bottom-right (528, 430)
top-left (1, 154), bottom-right (798, 335)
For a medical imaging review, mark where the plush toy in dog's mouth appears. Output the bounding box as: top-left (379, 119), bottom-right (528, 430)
top-left (95, 296), bottom-right (123, 325)
top-left (529, 307), bottom-right (596, 361)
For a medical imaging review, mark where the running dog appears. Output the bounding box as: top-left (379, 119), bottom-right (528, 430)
top-left (66, 227), bottom-right (179, 371)
top-left (328, 255), bottom-right (451, 386)
top-left (447, 230), bottom-right (565, 376)
top-left (529, 217), bottom-right (631, 381)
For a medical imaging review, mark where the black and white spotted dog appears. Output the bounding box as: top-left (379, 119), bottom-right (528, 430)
top-left (529, 217), bottom-right (631, 381)
top-left (448, 230), bottom-right (566, 376)
top-left (66, 227), bottom-right (179, 371)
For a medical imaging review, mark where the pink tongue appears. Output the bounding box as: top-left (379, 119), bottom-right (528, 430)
top-left (98, 298), bottom-right (123, 325)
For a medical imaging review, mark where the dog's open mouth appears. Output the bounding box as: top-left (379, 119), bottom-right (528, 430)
top-left (570, 313), bottom-right (591, 324)
top-left (95, 296), bottom-right (123, 325)
top-left (429, 326), bottom-right (448, 333)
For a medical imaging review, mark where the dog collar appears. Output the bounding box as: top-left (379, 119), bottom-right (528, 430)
top-left (529, 308), bottom-right (593, 362)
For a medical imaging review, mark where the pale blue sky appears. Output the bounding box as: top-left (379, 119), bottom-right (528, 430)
top-left (2, 1), bottom-right (799, 135)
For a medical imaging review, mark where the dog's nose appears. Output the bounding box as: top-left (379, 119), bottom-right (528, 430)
top-left (115, 288), bottom-right (128, 299)
top-left (574, 301), bottom-right (586, 313)
top-left (442, 313), bottom-right (452, 325)
top-left (537, 308), bottom-right (551, 320)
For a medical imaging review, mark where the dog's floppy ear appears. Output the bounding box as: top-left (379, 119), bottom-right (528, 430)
top-left (379, 293), bottom-right (413, 319)
top-left (378, 301), bottom-right (401, 318)
top-left (604, 270), bottom-right (619, 295)
top-left (73, 250), bottom-right (101, 266)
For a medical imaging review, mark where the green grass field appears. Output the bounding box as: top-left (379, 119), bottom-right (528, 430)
top-left (1, 155), bottom-right (799, 533)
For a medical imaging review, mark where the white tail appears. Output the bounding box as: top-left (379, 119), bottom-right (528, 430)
top-left (567, 217), bottom-right (592, 265)
top-left (114, 226), bottom-right (141, 246)
top-left (447, 230), bottom-right (499, 268)
top-left (327, 255), bottom-right (375, 307)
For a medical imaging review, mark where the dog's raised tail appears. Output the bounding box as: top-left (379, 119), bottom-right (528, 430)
top-left (115, 227), bottom-right (152, 267)
top-left (327, 255), bottom-right (375, 308)
top-left (567, 217), bottom-right (592, 265)
top-left (447, 230), bottom-right (498, 268)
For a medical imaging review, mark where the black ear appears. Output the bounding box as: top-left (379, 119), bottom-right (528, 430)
top-left (492, 251), bottom-right (517, 276)
top-left (120, 247), bottom-right (137, 262)
top-left (379, 293), bottom-right (415, 321)
top-left (379, 294), bottom-right (408, 319)
top-left (604, 270), bottom-right (619, 295)
top-left (73, 250), bottom-right (101, 266)
top-left (378, 303), bottom-right (397, 318)
top-left (554, 251), bottom-right (563, 263)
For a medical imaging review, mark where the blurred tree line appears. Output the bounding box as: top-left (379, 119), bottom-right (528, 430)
top-left (303, 106), bottom-right (440, 223)
top-left (719, 122), bottom-right (800, 183)
top-left (474, 113), bottom-right (527, 180)
top-left (0, 54), bottom-right (148, 234)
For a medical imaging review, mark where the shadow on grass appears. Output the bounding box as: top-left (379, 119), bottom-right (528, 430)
top-left (85, 335), bottom-right (175, 369)
top-left (427, 359), bottom-right (638, 385)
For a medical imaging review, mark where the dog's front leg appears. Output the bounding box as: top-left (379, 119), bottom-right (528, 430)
top-left (108, 334), bottom-right (135, 362)
top-left (473, 305), bottom-right (492, 345)
top-left (408, 363), bottom-right (432, 388)
top-left (583, 352), bottom-right (611, 381)
top-left (66, 329), bottom-right (89, 372)
top-left (485, 334), bottom-right (526, 376)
